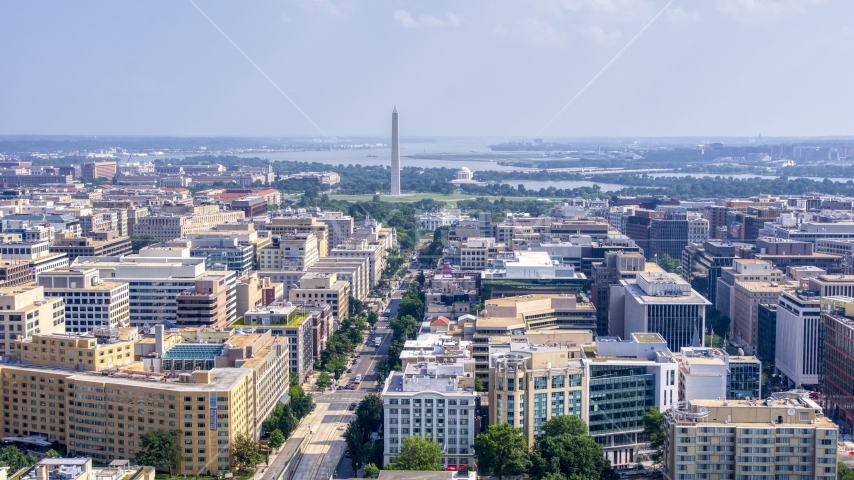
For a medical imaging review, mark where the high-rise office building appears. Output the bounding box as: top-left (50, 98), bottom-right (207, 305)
top-left (610, 271), bottom-right (711, 353)
top-left (821, 296), bottom-right (854, 433)
top-left (391, 106), bottom-right (401, 196)
top-left (590, 251), bottom-right (648, 336)
top-left (775, 290), bottom-right (822, 388)
top-left (624, 209), bottom-right (688, 261)
top-left (581, 333), bottom-right (678, 468)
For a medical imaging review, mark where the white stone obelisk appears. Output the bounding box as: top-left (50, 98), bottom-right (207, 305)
top-left (390, 106), bottom-right (401, 196)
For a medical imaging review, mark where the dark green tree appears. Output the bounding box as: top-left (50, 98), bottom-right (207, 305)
top-left (474, 376), bottom-right (486, 392)
top-left (345, 422), bottom-right (371, 471)
top-left (316, 371), bottom-right (331, 390)
top-left (658, 254), bottom-right (682, 275)
top-left (356, 395), bottom-right (384, 434)
top-left (363, 463), bottom-right (380, 478)
top-left (541, 415), bottom-right (588, 438)
top-left (531, 434), bottom-right (613, 480)
top-left (288, 386), bottom-right (313, 419)
top-left (130, 235), bottom-right (156, 254)
top-left (232, 432), bottom-right (262, 473)
top-left (839, 462), bottom-right (854, 480)
top-left (135, 429), bottom-right (183, 476)
top-left (386, 436), bottom-right (443, 471)
top-left (367, 311), bottom-right (379, 326)
top-left (643, 407), bottom-right (666, 469)
top-left (268, 429), bottom-right (285, 452)
top-left (0, 446), bottom-right (37, 473)
top-left (327, 353), bottom-right (347, 380)
top-left (472, 423), bottom-right (531, 479)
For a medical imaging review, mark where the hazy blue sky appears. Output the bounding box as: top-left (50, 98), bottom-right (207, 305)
top-left (1, 0), bottom-right (851, 138)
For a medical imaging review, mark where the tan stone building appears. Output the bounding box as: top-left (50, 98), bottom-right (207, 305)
top-left (330, 238), bottom-right (385, 288)
top-left (0, 326), bottom-right (289, 470)
top-left (265, 217), bottom-right (329, 256)
top-left (131, 205), bottom-right (244, 242)
top-left (473, 294), bottom-right (596, 381)
top-left (731, 279), bottom-right (793, 354)
top-left (489, 343), bottom-right (586, 445)
top-left (289, 272), bottom-right (350, 320)
top-left (0, 284), bottom-right (66, 356)
top-left (664, 392), bottom-right (839, 480)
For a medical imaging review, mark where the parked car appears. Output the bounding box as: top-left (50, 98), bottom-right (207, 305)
top-left (349, 403), bottom-right (357, 410)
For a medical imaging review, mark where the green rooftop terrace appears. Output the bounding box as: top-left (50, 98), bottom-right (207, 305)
top-left (234, 310), bottom-right (310, 328)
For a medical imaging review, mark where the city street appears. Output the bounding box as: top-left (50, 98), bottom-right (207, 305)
top-left (265, 273), bottom-right (411, 480)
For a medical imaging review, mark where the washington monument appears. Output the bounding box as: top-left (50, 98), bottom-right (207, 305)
top-left (390, 106), bottom-right (401, 196)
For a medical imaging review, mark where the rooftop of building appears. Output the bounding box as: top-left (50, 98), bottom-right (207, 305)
top-left (755, 252), bottom-right (840, 259)
top-left (383, 362), bottom-right (477, 396)
top-left (813, 274), bottom-right (854, 283)
top-left (239, 303), bottom-right (312, 327)
top-left (684, 393), bottom-right (823, 413)
top-left (736, 280), bottom-right (795, 292)
top-left (0, 360), bottom-right (251, 391)
top-left (161, 343), bottom-right (224, 359)
top-left (634, 333), bottom-right (664, 343)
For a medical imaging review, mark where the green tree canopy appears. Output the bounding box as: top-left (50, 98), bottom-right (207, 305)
top-left (232, 432), bottom-right (262, 473)
top-left (541, 415), bottom-right (588, 438)
top-left (658, 254), bottom-right (682, 275)
top-left (530, 417), bottom-right (618, 480)
top-left (135, 429), bottom-right (183, 476)
top-left (532, 434), bottom-right (611, 480)
top-left (289, 386), bottom-right (314, 419)
top-left (839, 462), bottom-right (854, 480)
top-left (474, 376), bottom-right (486, 392)
top-left (345, 422), bottom-right (372, 471)
top-left (386, 435), bottom-right (443, 471)
top-left (472, 423), bottom-right (531, 480)
top-left (643, 407), bottom-right (665, 469)
top-left (316, 371), bottom-right (331, 390)
top-left (363, 463), bottom-right (380, 478)
top-left (0, 446), bottom-right (37, 473)
top-left (130, 235), bottom-right (156, 254)
top-left (356, 395), bottom-right (384, 435)
top-left (268, 429), bottom-right (285, 452)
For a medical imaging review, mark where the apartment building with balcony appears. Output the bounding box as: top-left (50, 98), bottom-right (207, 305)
top-left (663, 393), bottom-right (838, 480)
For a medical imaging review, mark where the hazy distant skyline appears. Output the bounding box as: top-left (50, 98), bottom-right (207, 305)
top-left (1, 0), bottom-right (851, 138)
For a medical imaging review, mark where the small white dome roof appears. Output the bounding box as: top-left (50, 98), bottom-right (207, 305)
top-left (458, 167), bottom-right (471, 173)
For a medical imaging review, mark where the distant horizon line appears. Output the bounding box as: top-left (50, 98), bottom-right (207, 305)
top-left (3, 134), bottom-right (854, 141)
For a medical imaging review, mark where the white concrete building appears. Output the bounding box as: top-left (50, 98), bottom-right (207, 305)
top-left (71, 251), bottom-right (236, 328)
top-left (775, 290), bottom-right (822, 388)
top-left (37, 268), bottom-right (130, 333)
top-left (688, 215), bottom-right (710, 244)
top-left (677, 346), bottom-right (762, 401)
top-left (419, 211), bottom-right (464, 231)
top-left (610, 271), bottom-right (711, 353)
top-left (381, 360), bottom-right (478, 470)
top-left (483, 251), bottom-right (580, 280)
